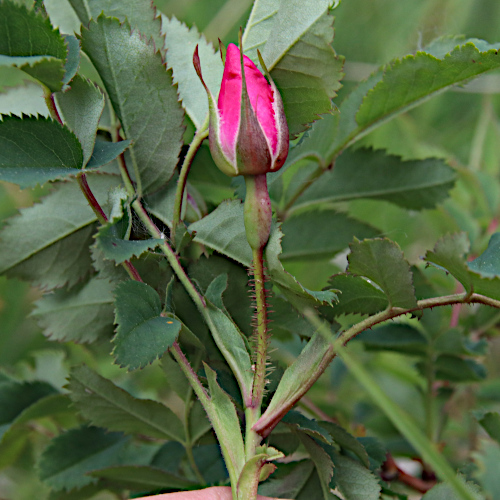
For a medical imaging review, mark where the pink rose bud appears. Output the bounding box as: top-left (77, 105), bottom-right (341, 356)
top-left (194, 42), bottom-right (289, 177)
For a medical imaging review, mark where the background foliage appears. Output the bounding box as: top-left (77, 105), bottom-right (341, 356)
top-left (1, 0), bottom-right (500, 499)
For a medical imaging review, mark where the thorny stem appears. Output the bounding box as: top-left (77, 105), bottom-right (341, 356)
top-left (172, 116), bottom-right (209, 238)
top-left (251, 247), bottom-right (268, 410)
top-left (43, 87), bottom-right (143, 282)
top-left (254, 291), bottom-right (500, 437)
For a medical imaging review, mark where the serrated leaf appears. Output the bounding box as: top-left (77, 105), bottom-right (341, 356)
top-left (469, 232), bottom-right (500, 277)
top-left (0, 114), bottom-right (84, 187)
top-left (39, 426), bottom-right (129, 491)
top-left (80, 15), bottom-right (184, 195)
top-left (162, 16), bottom-right (222, 129)
top-left (32, 277), bottom-right (115, 343)
top-left (86, 139), bottom-right (131, 169)
top-left (67, 365), bottom-right (185, 442)
top-left (476, 411), bottom-right (500, 443)
top-left (348, 238), bottom-right (417, 310)
top-left (356, 41), bottom-right (500, 140)
top-left (291, 38), bottom-right (500, 168)
top-left (293, 148), bottom-right (456, 212)
top-left (112, 280), bottom-right (182, 370)
top-left (69, 0), bottom-right (164, 54)
top-left (298, 433), bottom-right (335, 499)
top-left (243, 1), bottom-right (342, 137)
top-left (267, 12), bottom-right (343, 138)
top-left (0, 1), bottom-right (68, 91)
top-left (328, 274), bottom-right (388, 317)
top-left (258, 460), bottom-right (316, 498)
top-left (6, 224), bottom-right (95, 290)
top-left (88, 464), bottom-right (196, 490)
top-left (282, 411), bottom-right (332, 444)
top-left (55, 76), bottom-right (105, 165)
top-left (0, 380), bottom-right (58, 440)
top-left (424, 233), bottom-right (472, 292)
top-left (319, 421), bottom-right (370, 468)
top-left (357, 324), bottom-right (428, 355)
top-left (95, 221), bottom-right (162, 265)
top-left (281, 209), bottom-right (378, 260)
top-left (421, 477), bottom-right (483, 500)
top-left (330, 452), bottom-right (381, 500)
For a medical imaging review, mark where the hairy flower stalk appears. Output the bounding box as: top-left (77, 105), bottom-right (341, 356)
top-left (195, 32), bottom-right (289, 487)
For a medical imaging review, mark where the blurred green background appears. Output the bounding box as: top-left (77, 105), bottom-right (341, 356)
top-left (1, 0), bottom-right (500, 498)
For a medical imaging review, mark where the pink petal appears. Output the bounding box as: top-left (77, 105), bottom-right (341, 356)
top-left (218, 44), bottom-right (278, 160)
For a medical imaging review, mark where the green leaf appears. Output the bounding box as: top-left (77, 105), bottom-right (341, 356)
top-left (434, 329), bottom-right (487, 357)
top-left (191, 201), bottom-right (337, 308)
top-left (95, 222), bottom-right (162, 265)
top-left (39, 426), bottom-right (129, 491)
top-left (0, 380), bottom-right (58, 440)
top-left (424, 233), bottom-right (472, 292)
top-left (336, 342), bottom-right (482, 500)
top-left (69, 0), bottom-right (164, 54)
top-left (282, 411), bottom-right (332, 444)
top-left (112, 280), bottom-right (182, 370)
top-left (469, 232), bottom-right (500, 277)
top-left (258, 460), bottom-right (316, 498)
top-left (204, 275), bottom-right (253, 403)
top-left (80, 15), bottom-right (184, 195)
top-left (475, 411), bottom-right (500, 444)
top-left (3, 224), bottom-right (95, 290)
top-left (88, 464), bottom-right (196, 491)
top-left (348, 238), bottom-right (417, 310)
top-left (0, 114), bottom-right (84, 187)
top-left (281, 210), bottom-right (378, 260)
top-left (0, 1), bottom-right (68, 91)
top-left (67, 365), bottom-right (185, 442)
top-left (32, 277), bottom-right (115, 343)
top-left (190, 200), bottom-right (252, 266)
top-left (319, 421), bottom-right (370, 468)
top-left (431, 355), bottom-right (486, 382)
top-left (55, 76), bottom-right (105, 165)
top-left (328, 274), bottom-right (388, 317)
top-left (292, 38), bottom-right (500, 167)
top-left (256, 332), bottom-right (333, 437)
top-left (162, 15), bottom-right (223, 129)
top-left (357, 324), bottom-right (428, 355)
top-left (330, 452), bottom-right (381, 500)
top-left (421, 477), bottom-right (483, 500)
top-left (298, 433), bottom-right (335, 499)
top-left (243, 1), bottom-right (343, 135)
top-left (292, 148), bottom-right (456, 212)
top-left (356, 41), bottom-right (500, 143)
top-left (203, 363), bottom-right (246, 479)
top-left (86, 139), bottom-right (131, 169)
top-left (268, 12), bottom-right (343, 138)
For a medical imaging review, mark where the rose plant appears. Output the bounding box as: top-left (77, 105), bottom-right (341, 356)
top-left (1, 0), bottom-right (500, 499)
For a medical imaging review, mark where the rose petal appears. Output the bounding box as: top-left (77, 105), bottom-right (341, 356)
top-left (218, 44), bottom-right (277, 159)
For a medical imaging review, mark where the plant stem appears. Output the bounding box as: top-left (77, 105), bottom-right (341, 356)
top-left (424, 349), bottom-right (436, 442)
top-left (251, 247), bottom-right (268, 409)
top-left (254, 292), bottom-right (500, 437)
top-left (170, 342), bottom-right (240, 497)
top-left (282, 162), bottom-right (325, 215)
top-left (172, 117), bottom-right (209, 238)
top-left (132, 199), bottom-right (206, 308)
